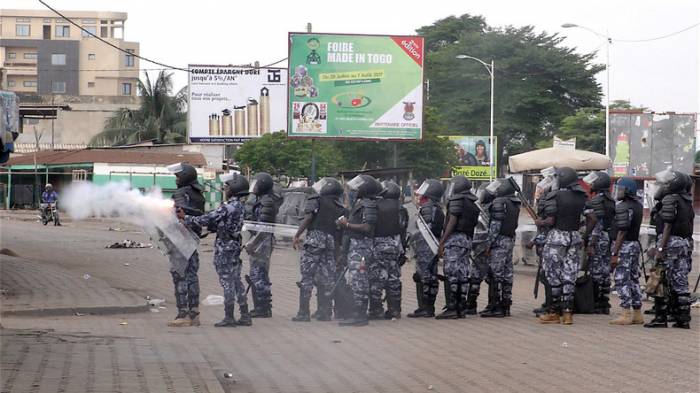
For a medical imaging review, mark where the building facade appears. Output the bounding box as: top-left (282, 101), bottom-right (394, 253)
top-left (0, 9), bottom-right (140, 145)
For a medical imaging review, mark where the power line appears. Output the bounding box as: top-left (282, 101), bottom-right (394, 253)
top-left (614, 22), bottom-right (699, 43)
top-left (37, 0), bottom-right (289, 72)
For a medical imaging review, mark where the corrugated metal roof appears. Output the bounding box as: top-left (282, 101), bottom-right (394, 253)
top-left (6, 149), bottom-right (207, 167)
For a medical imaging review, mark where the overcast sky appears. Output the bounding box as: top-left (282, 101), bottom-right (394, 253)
top-left (5, 0), bottom-right (700, 114)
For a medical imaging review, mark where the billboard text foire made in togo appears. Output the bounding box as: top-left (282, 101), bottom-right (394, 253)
top-left (287, 33), bottom-right (424, 141)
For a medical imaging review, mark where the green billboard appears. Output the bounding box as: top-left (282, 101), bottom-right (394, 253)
top-left (287, 33), bottom-right (424, 140)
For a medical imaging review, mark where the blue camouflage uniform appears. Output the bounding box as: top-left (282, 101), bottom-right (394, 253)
top-left (614, 241), bottom-right (642, 309)
top-left (299, 229), bottom-right (337, 300)
top-left (185, 197), bottom-right (246, 307)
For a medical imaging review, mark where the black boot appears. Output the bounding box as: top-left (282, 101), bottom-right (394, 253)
top-left (236, 304), bottom-right (252, 326)
top-left (251, 295), bottom-right (272, 318)
top-left (385, 296), bottom-right (402, 319)
top-left (481, 283), bottom-right (506, 318)
top-left (644, 297), bottom-right (668, 328)
top-left (315, 285), bottom-right (332, 321)
top-left (215, 305), bottom-right (237, 327)
top-left (480, 280), bottom-right (496, 314)
top-left (339, 302), bottom-right (369, 326)
top-left (435, 287), bottom-right (460, 319)
top-left (672, 295), bottom-right (691, 329)
top-left (408, 281), bottom-right (435, 318)
top-left (464, 287), bottom-right (479, 316)
top-left (368, 298), bottom-right (385, 320)
top-left (407, 274), bottom-right (423, 316)
top-left (292, 291), bottom-right (311, 322)
top-left (502, 283), bottom-right (513, 317)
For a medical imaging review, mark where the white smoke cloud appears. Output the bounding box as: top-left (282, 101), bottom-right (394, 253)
top-left (63, 182), bottom-right (198, 261)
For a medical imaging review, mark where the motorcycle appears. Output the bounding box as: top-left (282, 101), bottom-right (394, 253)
top-left (39, 202), bottom-right (60, 226)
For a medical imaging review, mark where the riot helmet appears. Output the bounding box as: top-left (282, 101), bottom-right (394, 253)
top-left (653, 183), bottom-right (669, 201)
top-left (347, 174), bottom-right (382, 198)
top-left (679, 172), bottom-right (693, 193)
top-left (614, 177), bottom-right (638, 201)
top-left (553, 167), bottom-right (577, 190)
top-left (654, 169), bottom-right (685, 194)
top-left (45, 183), bottom-right (53, 191)
top-left (485, 178), bottom-right (516, 198)
top-left (415, 179), bottom-right (444, 201)
top-left (445, 175), bottom-right (472, 198)
top-left (220, 172), bottom-right (249, 199)
top-left (582, 171), bottom-right (611, 192)
top-left (168, 162), bottom-right (198, 187)
top-left (379, 180), bottom-right (401, 200)
top-left (249, 172), bottom-right (274, 196)
top-left (312, 177), bottom-right (343, 197)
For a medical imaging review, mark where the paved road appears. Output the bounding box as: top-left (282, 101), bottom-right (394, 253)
top-left (1, 213), bottom-right (699, 393)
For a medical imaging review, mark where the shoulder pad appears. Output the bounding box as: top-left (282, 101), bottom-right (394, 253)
top-left (509, 196), bottom-right (521, 204)
top-left (660, 194), bottom-right (680, 222)
top-left (304, 195), bottom-right (320, 215)
top-left (448, 195), bottom-right (464, 216)
top-left (587, 194), bottom-right (606, 218)
top-left (361, 198), bottom-right (378, 225)
top-left (570, 184), bottom-right (586, 194)
top-left (681, 193), bottom-right (693, 202)
top-left (465, 193), bottom-right (477, 202)
top-left (490, 198), bottom-right (507, 221)
top-left (259, 194), bottom-right (279, 222)
top-left (614, 201), bottom-right (632, 230)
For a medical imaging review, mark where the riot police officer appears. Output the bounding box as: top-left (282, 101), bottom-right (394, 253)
top-left (647, 170), bottom-right (694, 329)
top-left (407, 179), bottom-right (445, 318)
top-left (582, 171), bottom-right (615, 314)
top-left (436, 175), bottom-right (479, 319)
top-left (536, 167), bottom-right (586, 325)
top-left (609, 177), bottom-right (645, 325)
top-left (167, 162), bottom-right (205, 327)
top-left (480, 178), bottom-right (521, 318)
top-left (245, 172), bottom-right (280, 318)
top-left (292, 177), bottom-right (346, 322)
top-left (528, 168), bottom-right (555, 316)
top-left (179, 173), bottom-right (251, 327)
top-left (337, 174), bottom-right (382, 326)
top-left (370, 180), bottom-right (408, 319)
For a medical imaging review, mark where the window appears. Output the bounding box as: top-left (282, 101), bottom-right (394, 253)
top-left (51, 54), bottom-right (66, 65)
top-left (23, 53), bottom-right (38, 60)
top-left (88, 53), bottom-right (95, 60)
top-left (81, 26), bottom-right (97, 37)
top-left (88, 82), bottom-right (95, 88)
top-left (23, 80), bottom-right (38, 87)
top-left (8, 81), bottom-right (16, 87)
top-left (82, 19), bottom-right (96, 24)
top-left (100, 26), bottom-right (108, 38)
top-left (16, 24), bottom-right (30, 36)
top-left (121, 83), bottom-right (132, 96)
top-left (7, 52), bottom-right (16, 59)
top-left (52, 81), bottom-right (66, 93)
top-left (55, 25), bottom-right (70, 37)
top-left (125, 49), bottom-right (135, 67)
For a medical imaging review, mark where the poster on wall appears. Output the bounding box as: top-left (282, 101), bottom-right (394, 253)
top-left (443, 135), bottom-right (498, 180)
top-left (287, 33), bottom-right (424, 140)
top-left (188, 65), bottom-right (287, 143)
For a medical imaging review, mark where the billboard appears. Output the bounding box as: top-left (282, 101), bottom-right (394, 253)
top-left (287, 33), bottom-right (424, 140)
top-left (188, 65), bottom-right (287, 144)
top-left (444, 135), bottom-right (498, 180)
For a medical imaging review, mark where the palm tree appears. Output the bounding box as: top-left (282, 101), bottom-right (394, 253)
top-left (89, 71), bottom-right (187, 147)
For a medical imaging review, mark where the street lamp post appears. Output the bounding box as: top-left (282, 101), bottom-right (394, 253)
top-left (456, 54), bottom-right (495, 181)
top-left (562, 23), bottom-right (611, 157)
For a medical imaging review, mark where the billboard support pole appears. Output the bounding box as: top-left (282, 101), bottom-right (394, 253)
top-left (310, 139), bottom-right (317, 184)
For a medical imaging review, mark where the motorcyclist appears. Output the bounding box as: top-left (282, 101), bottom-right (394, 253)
top-left (40, 183), bottom-right (61, 225)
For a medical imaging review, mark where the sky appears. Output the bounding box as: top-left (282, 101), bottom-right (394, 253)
top-left (4, 0), bottom-right (700, 113)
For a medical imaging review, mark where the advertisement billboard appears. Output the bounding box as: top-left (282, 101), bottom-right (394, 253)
top-left (444, 135), bottom-right (498, 180)
top-left (287, 33), bottom-right (424, 140)
top-left (188, 65), bottom-right (287, 144)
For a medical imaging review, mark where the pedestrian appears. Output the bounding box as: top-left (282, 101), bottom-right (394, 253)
top-left (336, 174), bottom-right (381, 326)
top-left (582, 171), bottom-right (615, 314)
top-left (245, 172), bottom-right (280, 318)
top-left (645, 170), bottom-right (694, 329)
top-left (292, 177), bottom-right (346, 322)
top-left (436, 175), bottom-right (479, 319)
top-left (178, 173), bottom-right (252, 327)
top-left (407, 179), bottom-right (445, 318)
top-left (536, 167), bottom-right (586, 325)
top-left (480, 178), bottom-right (521, 318)
top-left (609, 177), bottom-right (645, 325)
top-left (166, 162), bottom-right (205, 327)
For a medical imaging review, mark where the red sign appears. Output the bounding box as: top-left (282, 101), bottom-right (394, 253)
top-left (391, 36), bottom-right (424, 67)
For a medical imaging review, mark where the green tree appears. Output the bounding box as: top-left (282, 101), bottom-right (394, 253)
top-left (89, 71), bottom-right (187, 147)
top-left (540, 107), bottom-right (606, 153)
top-left (418, 14), bottom-right (604, 158)
top-left (235, 132), bottom-right (340, 178)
